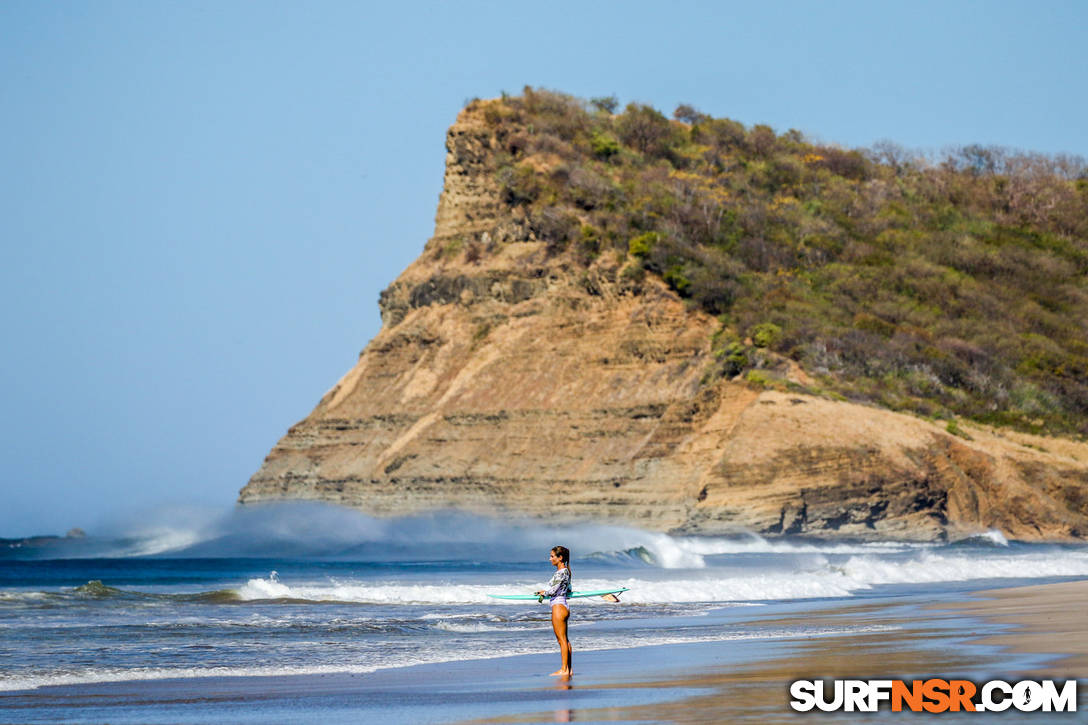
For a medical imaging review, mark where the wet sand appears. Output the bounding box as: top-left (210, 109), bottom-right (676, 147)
top-left (469, 579), bottom-right (1088, 723)
top-left (3, 581), bottom-right (1084, 724)
top-left (938, 579), bottom-right (1088, 676)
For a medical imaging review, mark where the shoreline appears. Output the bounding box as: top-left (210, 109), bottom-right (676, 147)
top-left (2, 580), bottom-right (1084, 724)
top-left (936, 579), bottom-right (1088, 676)
top-left (520, 578), bottom-right (1088, 724)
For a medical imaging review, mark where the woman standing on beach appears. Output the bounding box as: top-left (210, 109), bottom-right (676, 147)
top-left (536, 545), bottom-right (573, 677)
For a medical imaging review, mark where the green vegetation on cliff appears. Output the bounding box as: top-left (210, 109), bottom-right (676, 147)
top-left (464, 88), bottom-right (1088, 436)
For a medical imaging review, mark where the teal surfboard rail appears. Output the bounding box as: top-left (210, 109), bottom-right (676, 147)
top-left (488, 587), bottom-right (629, 601)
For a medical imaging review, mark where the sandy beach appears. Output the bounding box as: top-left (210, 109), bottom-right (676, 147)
top-left (486, 578), bottom-right (1088, 724)
top-left (2, 579), bottom-right (1083, 724)
top-left (939, 579), bottom-right (1088, 676)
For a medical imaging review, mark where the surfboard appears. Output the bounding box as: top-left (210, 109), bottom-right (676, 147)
top-left (488, 587), bottom-right (629, 601)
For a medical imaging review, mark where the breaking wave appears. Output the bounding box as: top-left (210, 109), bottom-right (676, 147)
top-left (2, 502), bottom-right (1055, 576)
top-left (221, 541), bottom-right (1088, 605)
top-left (4, 503), bottom-right (779, 566)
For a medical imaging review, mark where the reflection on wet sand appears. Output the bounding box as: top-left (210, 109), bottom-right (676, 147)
top-left (469, 580), bottom-right (1087, 724)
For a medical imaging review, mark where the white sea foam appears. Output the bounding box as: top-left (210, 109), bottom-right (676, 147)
top-left (235, 576), bottom-right (512, 604)
top-left (235, 572), bottom-right (295, 600)
top-left (0, 591), bottom-right (50, 602)
top-left (229, 573), bottom-right (838, 605)
top-left (584, 533), bottom-right (923, 568)
top-left (838, 549), bottom-right (1088, 585)
top-left (973, 529), bottom-right (1010, 546)
top-left (231, 543), bottom-right (1088, 605)
top-left (668, 535), bottom-right (925, 557)
top-left (0, 622), bottom-right (898, 692)
top-left (431, 620), bottom-right (550, 633)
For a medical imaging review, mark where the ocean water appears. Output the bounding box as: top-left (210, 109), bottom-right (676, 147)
top-left (3, 502), bottom-right (1088, 694)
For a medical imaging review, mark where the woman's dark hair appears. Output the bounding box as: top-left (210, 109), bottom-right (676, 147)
top-left (551, 545), bottom-right (570, 569)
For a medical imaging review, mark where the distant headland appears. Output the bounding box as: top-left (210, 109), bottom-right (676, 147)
top-left (239, 89), bottom-right (1088, 541)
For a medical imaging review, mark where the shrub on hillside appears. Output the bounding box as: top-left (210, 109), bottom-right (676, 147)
top-left (617, 103), bottom-right (683, 158)
top-left (471, 90), bottom-right (1088, 435)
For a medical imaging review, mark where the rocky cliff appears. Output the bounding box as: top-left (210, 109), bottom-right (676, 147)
top-left (239, 102), bottom-right (1088, 541)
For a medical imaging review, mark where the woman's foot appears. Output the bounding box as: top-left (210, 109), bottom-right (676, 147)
top-left (549, 669), bottom-right (573, 677)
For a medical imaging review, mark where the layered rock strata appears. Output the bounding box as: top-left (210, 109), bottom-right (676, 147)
top-left (239, 105), bottom-right (1088, 541)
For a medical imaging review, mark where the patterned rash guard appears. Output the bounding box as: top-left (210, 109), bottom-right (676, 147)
top-left (543, 567), bottom-right (572, 606)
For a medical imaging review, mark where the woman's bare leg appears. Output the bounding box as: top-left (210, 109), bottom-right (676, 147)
top-left (550, 605), bottom-right (572, 676)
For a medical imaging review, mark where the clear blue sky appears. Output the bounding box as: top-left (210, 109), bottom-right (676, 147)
top-left (2, 1), bottom-right (1085, 537)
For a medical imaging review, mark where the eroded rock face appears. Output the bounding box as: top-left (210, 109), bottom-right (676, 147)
top-left (239, 105), bottom-right (1088, 542)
